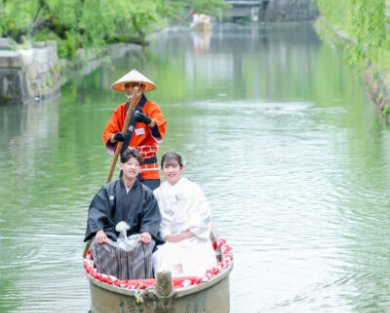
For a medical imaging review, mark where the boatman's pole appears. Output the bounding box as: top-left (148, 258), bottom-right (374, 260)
top-left (83, 86), bottom-right (139, 258)
top-left (106, 86), bottom-right (140, 183)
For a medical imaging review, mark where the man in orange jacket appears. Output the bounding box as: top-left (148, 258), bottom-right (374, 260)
top-left (102, 69), bottom-right (167, 190)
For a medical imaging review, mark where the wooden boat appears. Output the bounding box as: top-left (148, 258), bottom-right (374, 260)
top-left (191, 14), bottom-right (212, 32)
top-left (84, 233), bottom-right (233, 313)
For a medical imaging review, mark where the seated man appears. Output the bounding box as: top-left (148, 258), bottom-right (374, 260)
top-left (84, 148), bottom-right (163, 280)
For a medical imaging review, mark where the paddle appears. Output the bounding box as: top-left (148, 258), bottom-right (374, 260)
top-left (83, 86), bottom-right (140, 258)
top-left (106, 86), bottom-right (140, 183)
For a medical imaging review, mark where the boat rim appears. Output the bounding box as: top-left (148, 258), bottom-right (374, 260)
top-left (86, 260), bottom-right (233, 298)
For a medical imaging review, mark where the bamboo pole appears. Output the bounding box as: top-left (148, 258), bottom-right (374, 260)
top-left (83, 86), bottom-right (140, 258)
top-left (106, 86), bottom-right (140, 183)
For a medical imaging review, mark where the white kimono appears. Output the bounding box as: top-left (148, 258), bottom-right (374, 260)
top-left (153, 177), bottom-right (217, 277)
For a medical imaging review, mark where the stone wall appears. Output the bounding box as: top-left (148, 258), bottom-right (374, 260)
top-left (0, 51), bottom-right (28, 104)
top-left (0, 40), bottom-right (60, 105)
top-left (264, 0), bottom-right (319, 22)
top-left (227, 0), bottom-right (319, 23)
top-left (0, 40), bottom-right (142, 106)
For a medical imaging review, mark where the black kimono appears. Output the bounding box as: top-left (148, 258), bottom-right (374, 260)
top-left (84, 178), bottom-right (163, 245)
top-left (84, 178), bottom-right (163, 279)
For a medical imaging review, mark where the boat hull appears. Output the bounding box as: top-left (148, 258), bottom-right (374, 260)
top-left (88, 268), bottom-right (231, 313)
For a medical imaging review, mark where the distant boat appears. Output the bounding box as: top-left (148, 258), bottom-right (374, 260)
top-left (84, 230), bottom-right (233, 313)
top-left (191, 13), bottom-right (212, 31)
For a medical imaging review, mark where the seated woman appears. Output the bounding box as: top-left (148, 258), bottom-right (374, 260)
top-left (152, 152), bottom-right (217, 277)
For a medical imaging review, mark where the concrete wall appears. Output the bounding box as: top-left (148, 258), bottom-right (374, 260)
top-left (0, 51), bottom-right (28, 105)
top-left (227, 0), bottom-right (319, 22)
top-left (0, 40), bottom-right (60, 105)
top-left (264, 0), bottom-right (319, 22)
top-left (0, 40), bottom-right (142, 106)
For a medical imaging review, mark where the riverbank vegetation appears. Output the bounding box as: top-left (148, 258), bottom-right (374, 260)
top-left (316, 0), bottom-right (390, 121)
top-left (0, 0), bottom-right (227, 58)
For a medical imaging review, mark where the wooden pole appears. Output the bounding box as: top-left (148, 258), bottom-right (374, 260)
top-left (106, 86), bottom-right (140, 183)
top-left (83, 86), bottom-right (140, 258)
top-left (156, 271), bottom-right (174, 297)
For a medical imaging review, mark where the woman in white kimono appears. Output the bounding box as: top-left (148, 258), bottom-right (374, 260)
top-left (152, 152), bottom-right (217, 277)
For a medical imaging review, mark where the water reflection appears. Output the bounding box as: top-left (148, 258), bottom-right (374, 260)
top-left (192, 30), bottom-right (212, 54)
top-left (1, 23), bottom-right (390, 313)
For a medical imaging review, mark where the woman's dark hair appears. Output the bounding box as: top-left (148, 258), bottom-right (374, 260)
top-left (161, 152), bottom-right (183, 168)
top-left (120, 148), bottom-right (143, 164)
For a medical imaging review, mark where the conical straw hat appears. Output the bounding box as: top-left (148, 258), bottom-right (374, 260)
top-left (112, 69), bottom-right (157, 92)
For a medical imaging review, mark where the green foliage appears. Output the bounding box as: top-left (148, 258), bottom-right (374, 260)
top-left (383, 104), bottom-right (390, 122)
top-left (0, 0), bottom-right (229, 59)
top-left (317, 0), bottom-right (390, 122)
top-left (0, 1), bottom-right (38, 40)
top-left (155, 0), bottom-right (188, 23)
top-left (192, 0), bottom-right (229, 16)
top-left (317, 0), bottom-right (389, 74)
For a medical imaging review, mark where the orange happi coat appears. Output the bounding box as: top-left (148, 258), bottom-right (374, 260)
top-left (102, 95), bottom-right (166, 180)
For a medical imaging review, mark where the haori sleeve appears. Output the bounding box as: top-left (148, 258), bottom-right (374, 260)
top-left (84, 186), bottom-right (112, 242)
top-left (145, 101), bottom-right (166, 142)
top-left (140, 189), bottom-right (164, 244)
top-left (102, 103), bottom-right (126, 153)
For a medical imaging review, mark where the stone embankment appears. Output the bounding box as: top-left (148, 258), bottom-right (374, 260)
top-left (264, 0), bottom-right (318, 22)
top-left (0, 39), bottom-right (59, 105)
top-left (228, 0), bottom-right (318, 23)
top-left (0, 38), bottom-right (141, 105)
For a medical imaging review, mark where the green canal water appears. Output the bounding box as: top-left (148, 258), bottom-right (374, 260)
top-left (1, 23), bottom-right (390, 313)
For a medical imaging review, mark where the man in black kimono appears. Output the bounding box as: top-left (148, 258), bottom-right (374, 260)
top-left (84, 148), bottom-right (163, 279)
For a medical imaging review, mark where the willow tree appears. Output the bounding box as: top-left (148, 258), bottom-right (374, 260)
top-left (317, 0), bottom-right (389, 69)
top-left (317, 0), bottom-right (390, 119)
top-left (0, 0), bottom-right (228, 58)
